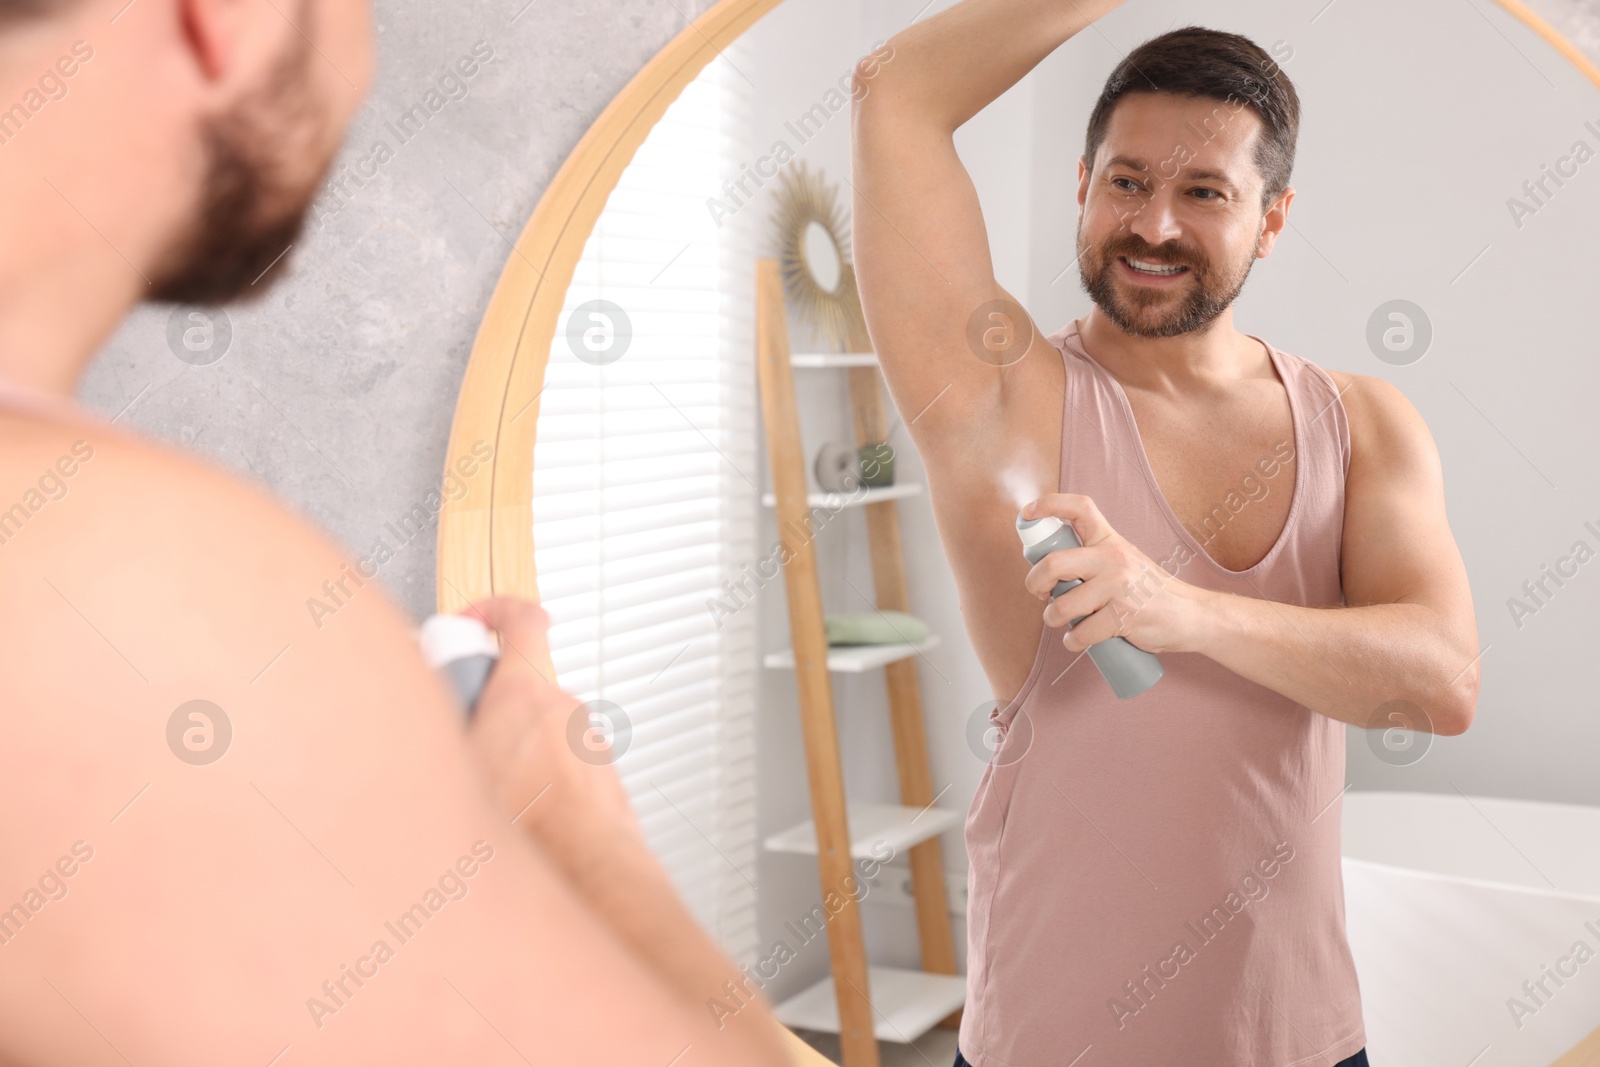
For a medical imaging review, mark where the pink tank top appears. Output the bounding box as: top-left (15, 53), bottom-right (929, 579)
top-left (959, 318), bottom-right (1366, 1066)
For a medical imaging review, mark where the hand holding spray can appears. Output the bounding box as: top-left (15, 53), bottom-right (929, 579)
top-left (1015, 511), bottom-right (1164, 699)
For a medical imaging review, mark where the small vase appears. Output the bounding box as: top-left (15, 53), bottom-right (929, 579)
top-left (858, 442), bottom-right (895, 487)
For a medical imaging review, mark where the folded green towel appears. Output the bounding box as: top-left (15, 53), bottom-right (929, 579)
top-left (825, 610), bottom-right (930, 646)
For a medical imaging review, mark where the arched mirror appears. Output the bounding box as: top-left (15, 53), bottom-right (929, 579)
top-left (436, 2), bottom-right (1600, 1065)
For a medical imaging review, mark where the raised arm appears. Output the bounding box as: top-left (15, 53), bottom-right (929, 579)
top-left (849, 0), bottom-right (1128, 450)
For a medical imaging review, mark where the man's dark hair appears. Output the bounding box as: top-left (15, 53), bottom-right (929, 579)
top-left (1084, 26), bottom-right (1300, 212)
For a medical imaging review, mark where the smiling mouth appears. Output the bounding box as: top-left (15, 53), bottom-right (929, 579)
top-left (1120, 256), bottom-right (1190, 278)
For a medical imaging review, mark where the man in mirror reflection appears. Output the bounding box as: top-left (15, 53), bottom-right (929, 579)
top-left (852, 0), bottom-right (1478, 1064)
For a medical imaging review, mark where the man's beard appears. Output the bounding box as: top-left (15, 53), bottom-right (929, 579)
top-left (1077, 228), bottom-right (1256, 339)
top-left (148, 21), bottom-right (327, 305)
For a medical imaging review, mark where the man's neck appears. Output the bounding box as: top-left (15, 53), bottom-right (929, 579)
top-left (0, 228), bottom-right (146, 398)
top-left (1076, 305), bottom-right (1268, 397)
top-left (0, 28), bottom-right (167, 398)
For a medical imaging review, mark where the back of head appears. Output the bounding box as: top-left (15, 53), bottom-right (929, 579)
top-left (0, 0), bottom-right (373, 314)
top-left (1084, 25), bottom-right (1300, 212)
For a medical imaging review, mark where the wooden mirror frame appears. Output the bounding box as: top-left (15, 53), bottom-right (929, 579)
top-left (435, 0), bottom-right (784, 631)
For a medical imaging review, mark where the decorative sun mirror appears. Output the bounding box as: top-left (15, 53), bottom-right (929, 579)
top-left (773, 163), bottom-right (865, 350)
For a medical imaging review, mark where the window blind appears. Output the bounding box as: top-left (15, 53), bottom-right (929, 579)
top-left (533, 42), bottom-right (760, 965)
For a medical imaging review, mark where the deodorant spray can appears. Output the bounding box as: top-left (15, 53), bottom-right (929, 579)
top-left (418, 613), bottom-right (500, 716)
top-left (1016, 512), bottom-right (1164, 700)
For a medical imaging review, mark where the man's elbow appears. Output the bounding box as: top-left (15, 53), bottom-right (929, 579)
top-left (1434, 702), bottom-right (1474, 737)
top-left (850, 42), bottom-right (899, 113)
top-left (1432, 660), bottom-right (1480, 736)
top-left (851, 36), bottom-right (915, 123)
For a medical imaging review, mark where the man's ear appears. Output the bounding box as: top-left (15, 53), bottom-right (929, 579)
top-left (177, 0), bottom-right (251, 81)
top-left (1255, 185), bottom-right (1294, 258)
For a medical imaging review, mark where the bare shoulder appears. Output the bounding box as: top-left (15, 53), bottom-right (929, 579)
top-left (0, 410), bottom-right (417, 710)
top-left (0, 416), bottom-right (741, 1063)
top-left (0, 413), bottom-right (471, 1045)
top-left (1322, 368), bottom-right (1440, 478)
top-left (0, 408), bottom-right (359, 588)
top-left (0, 407), bottom-right (462, 782)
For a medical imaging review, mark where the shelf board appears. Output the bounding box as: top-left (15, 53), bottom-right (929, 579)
top-left (761, 482), bottom-right (922, 510)
top-left (775, 966), bottom-right (966, 1043)
top-left (764, 801), bottom-right (963, 859)
top-left (763, 634), bottom-right (939, 673)
top-left (791, 352), bottom-right (879, 368)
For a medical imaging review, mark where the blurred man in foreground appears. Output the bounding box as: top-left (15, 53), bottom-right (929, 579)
top-left (0, 1), bottom-right (793, 1062)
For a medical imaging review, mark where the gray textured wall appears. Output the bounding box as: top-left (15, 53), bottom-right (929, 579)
top-left (80, 0), bottom-right (714, 622)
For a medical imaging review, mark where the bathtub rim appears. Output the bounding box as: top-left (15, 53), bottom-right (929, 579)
top-left (1341, 789), bottom-right (1600, 906)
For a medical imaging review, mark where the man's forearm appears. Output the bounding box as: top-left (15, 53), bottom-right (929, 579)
top-left (1190, 591), bottom-right (1480, 734)
top-left (874, 0), bottom-right (1126, 130)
